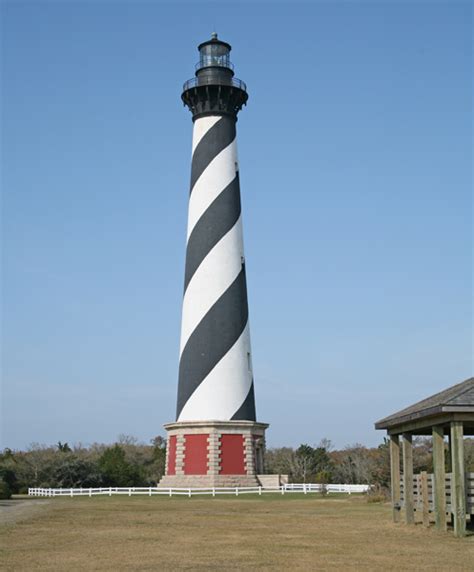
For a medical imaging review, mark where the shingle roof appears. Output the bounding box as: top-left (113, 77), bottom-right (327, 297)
top-left (375, 377), bottom-right (474, 430)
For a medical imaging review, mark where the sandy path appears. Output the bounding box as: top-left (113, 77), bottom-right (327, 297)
top-left (0, 499), bottom-right (51, 526)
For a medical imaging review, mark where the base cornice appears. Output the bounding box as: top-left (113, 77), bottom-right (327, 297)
top-left (164, 419), bottom-right (269, 431)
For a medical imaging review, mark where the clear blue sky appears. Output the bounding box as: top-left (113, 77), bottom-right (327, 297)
top-left (1, 1), bottom-right (472, 450)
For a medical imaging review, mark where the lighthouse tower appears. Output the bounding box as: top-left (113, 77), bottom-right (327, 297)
top-left (160, 34), bottom-right (268, 488)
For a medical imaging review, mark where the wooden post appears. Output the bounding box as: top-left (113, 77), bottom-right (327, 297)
top-left (447, 432), bottom-right (453, 472)
top-left (450, 421), bottom-right (466, 538)
top-left (402, 433), bottom-right (414, 524)
top-left (390, 435), bottom-right (401, 522)
top-left (421, 471), bottom-right (430, 527)
top-left (432, 425), bottom-right (447, 532)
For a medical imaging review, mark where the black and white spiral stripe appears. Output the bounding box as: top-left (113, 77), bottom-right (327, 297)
top-left (176, 115), bottom-right (256, 422)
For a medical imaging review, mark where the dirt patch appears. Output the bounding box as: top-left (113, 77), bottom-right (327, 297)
top-left (0, 499), bottom-right (51, 526)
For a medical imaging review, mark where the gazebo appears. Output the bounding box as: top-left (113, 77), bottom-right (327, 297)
top-left (375, 377), bottom-right (474, 538)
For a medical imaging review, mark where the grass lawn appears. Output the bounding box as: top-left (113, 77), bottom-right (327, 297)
top-left (1, 494), bottom-right (473, 571)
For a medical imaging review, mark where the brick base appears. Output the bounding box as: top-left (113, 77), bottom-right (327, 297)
top-left (158, 420), bottom-right (269, 489)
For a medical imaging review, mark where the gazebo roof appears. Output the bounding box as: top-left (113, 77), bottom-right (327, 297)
top-left (375, 377), bottom-right (474, 432)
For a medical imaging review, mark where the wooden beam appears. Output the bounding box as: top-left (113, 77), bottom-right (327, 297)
top-left (390, 435), bottom-right (401, 522)
top-left (432, 425), bottom-right (447, 532)
top-left (420, 471), bottom-right (430, 527)
top-left (402, 433), bottom-right (414, 524)
top-left (386, 412), bottom-right (474, 436)
top-left (450, 421), bottom-right (466, 538)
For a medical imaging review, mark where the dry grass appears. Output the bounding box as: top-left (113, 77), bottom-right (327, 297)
top-left (1, 494), bottom-right (473, 571)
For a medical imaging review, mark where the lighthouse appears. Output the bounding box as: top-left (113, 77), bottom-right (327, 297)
top-left (159, 34), bottom-right (268, 488)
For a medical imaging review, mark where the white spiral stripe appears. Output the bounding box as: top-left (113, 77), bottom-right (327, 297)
top-left (177, 323), bottom-right (252, 422)
top-left (187, 140), bottom-right (237, 239)
top-left (191, 115), bottom-right (222, 153)
top-left (180, 218), bottom-right (244, 355)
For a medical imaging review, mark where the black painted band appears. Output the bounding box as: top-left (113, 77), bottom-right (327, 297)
top-left (177, 266), bottom-right (249, 419)
top-left (231, 382), bottom-right (256, 422)
top-left (190, 116), bottom-right (236, 192)
top-left (184, 174), bottom-right (241, 293)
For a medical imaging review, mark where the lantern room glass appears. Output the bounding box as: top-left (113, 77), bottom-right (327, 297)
top-left (198, 43), bottom-right (232, 70)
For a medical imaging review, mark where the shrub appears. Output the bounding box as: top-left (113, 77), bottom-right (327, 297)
top-left (0, 467), bottom-right (18, 493)
top-left (366, 485), bottom-right (389, 503)
top-left (0, 478), bottom-right (12, 499)
top-left (315, 470), bottom-right (332, 484)
top-left (98, 444), bottom-right (144, 486)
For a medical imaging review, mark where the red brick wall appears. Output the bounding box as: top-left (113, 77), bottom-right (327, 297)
top-left (183, 434), bottom-right (209, 475)
top-left (219, 434), bottom-right (246, 475)
top-left (167, 435), bottom-right (177, 475)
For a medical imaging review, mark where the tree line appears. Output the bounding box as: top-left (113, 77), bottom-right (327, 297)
top-left (1, 435), bottom-right (473, 499)
top-left (0, 435), bottom-right (166, 498)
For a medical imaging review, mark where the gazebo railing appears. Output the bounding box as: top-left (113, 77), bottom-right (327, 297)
top-left (399, 472), bottom-right (474, 515)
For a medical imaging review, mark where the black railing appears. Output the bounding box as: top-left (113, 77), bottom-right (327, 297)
top-left (183, 76), bottom-right (247, 92)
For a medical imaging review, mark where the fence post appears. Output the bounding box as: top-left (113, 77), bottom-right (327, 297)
top-left (129, 488), bottom-right (131, 497)
top-left (70, 488), bottom-right (73, 498)
top-left (281, 486), bottom-right (284, 495)
top-left (212, 488), bottom-right (215, 497)
top-left (236, 487), bottom-right (238, 496)
top-left (149, 487), bottom-right (152, 497)
top-left (169, 488), bottom-right (172, 497)
top-left (188, 488), bottom-right (191, 498)
top-left (109, 487), bottom-right (112, 497)
top-left (89, 488), bottom-right (92, 498)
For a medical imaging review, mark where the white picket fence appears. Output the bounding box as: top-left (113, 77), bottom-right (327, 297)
top-left (284, 483), bottom-right (370, 494)
top-left (28, 483), bottom-right (370, 498)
